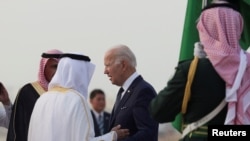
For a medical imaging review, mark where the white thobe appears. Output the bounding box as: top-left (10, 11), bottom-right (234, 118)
top-left (28, 89), bottom-right (116, 141)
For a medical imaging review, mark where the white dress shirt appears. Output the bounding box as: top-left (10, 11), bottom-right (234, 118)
top-left (121, 72), bottom-right (139, 99)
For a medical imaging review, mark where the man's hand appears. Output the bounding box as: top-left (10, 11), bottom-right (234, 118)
top-left (111, 124), bottom-right (129, 140)
top-left (0, 82), bottom-right (11, 105)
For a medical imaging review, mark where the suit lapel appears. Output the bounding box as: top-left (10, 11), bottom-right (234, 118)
top-left (103, 112), bottom-right (109, 132)
top-left (109, 76), bottom-right (143, 129)
top-left (115, 76), bottom-right (143, 115)
top-left (116, 89), bottom-right (132, 111)
top-left (90, 110), bottom-right (100, 136)
top-left (109, 108), bottom-right (116, 130)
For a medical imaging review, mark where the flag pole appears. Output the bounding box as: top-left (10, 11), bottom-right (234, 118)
top-left (172, 0), bottom-right (212, 132)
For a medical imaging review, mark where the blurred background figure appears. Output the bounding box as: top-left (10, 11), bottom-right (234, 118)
top-left (89, 88), bottom-right (111, 136)
top-left (0, 82), bottom-right (12, 128)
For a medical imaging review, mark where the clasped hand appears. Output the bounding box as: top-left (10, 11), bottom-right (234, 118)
top-left (111, 124), bottom-right (130, 140)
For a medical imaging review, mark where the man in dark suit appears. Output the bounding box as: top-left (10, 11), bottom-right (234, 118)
top-left (89, 88), bottom-right (111, 136)
top-left (104, 44), bottom-right (159, 141)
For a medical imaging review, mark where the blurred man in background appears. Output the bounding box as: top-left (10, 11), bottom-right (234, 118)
top-left (89, 88), bottom-right (111, 136)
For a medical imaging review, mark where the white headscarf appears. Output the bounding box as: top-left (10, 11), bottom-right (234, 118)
top-left (29, 53), bottom-right (117, 141)
top-left (48, 53), bottom-right (95, 99)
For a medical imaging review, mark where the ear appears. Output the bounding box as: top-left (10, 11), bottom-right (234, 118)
top-left (120, 60), bottom-right (128, 70)
top-left (90, 99), bottom-right (94, 104)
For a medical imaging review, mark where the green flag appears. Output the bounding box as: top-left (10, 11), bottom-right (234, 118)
top-left (239, 0), bottom-right (250, 49)
top-left (172, 0), bottom-right (206, 132)
top-left (172, 0), bottom-right (250, 132)
top-left (178, 0), bottom-right (205, 62)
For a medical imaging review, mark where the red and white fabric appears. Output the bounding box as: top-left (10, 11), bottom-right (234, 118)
top-left (38, 49), bottom-right (63, 91)
top-left (197, 6), bottom-right (250, 124)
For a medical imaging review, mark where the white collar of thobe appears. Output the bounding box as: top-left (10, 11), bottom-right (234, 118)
top-left (92, 110), bottom-right (104, 119)
top-left (121, 72), bottom-right (139, 98)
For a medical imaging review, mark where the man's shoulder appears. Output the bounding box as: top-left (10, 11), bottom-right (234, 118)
top-left (104, 111), bottom-right (111, 116)
top-left (18, 83), bottom-right (35, 94)
top-left (90, 110), bottom-right (95, 114)
top-left (178, 58), bottom-right (193, 65)
top-left (21, 82), bottom-right (33, 88)
top-left (178, 58), bottom-right (211, 67)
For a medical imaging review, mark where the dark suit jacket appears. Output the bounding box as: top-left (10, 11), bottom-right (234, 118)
top-left (91, 110), bottom-right (111, 137)
top-left (109, 75), bottom-right (159, 141)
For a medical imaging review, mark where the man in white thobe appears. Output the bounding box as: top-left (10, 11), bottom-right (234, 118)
top-left (28, 53), bottom-right (129, 141)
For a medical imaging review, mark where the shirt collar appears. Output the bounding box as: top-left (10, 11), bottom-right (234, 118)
top-left (122, 72), bottom-right (139, 92)
top-left (92, 110), bottom-right (104, 118)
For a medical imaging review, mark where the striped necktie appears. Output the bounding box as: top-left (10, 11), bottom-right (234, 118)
top-left (98, 114), bottom-right (104, 135)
